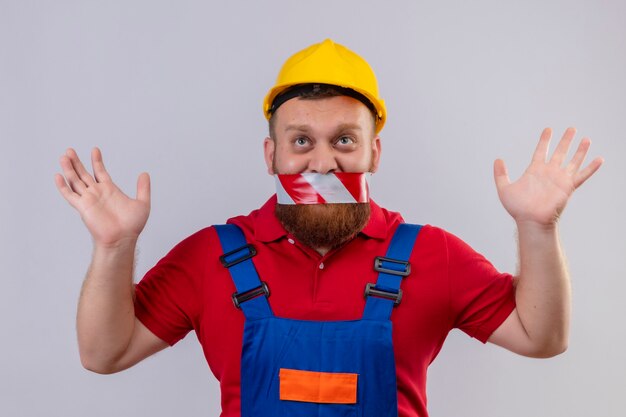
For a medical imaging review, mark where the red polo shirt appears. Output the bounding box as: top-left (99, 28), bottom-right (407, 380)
top-left (134, 196), bottom-right (515, 417)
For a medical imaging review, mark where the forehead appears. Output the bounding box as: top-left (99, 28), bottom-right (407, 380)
top-left (273, 95), bottom-right (374, 135)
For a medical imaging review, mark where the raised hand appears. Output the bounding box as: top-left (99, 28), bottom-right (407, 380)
top-left (55, 148), bottom-right (151, 247)
top-left (493, 127), bottom-right (603, 227)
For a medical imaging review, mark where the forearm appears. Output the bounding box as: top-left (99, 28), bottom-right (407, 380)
top-left (77, 238), bottom-right (138, 372)
top-left (515, 220), bottom-right (570, 355)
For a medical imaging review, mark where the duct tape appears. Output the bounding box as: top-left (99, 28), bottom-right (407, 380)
top-left (275, 172), bottom-right (370, 204)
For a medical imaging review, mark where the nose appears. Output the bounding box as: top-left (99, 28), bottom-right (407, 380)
top-left (307, 145), bottom-right (338, 174)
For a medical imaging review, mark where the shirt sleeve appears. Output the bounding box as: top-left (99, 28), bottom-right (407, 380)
top-left (134, 228), bottom-right (210, 346)
top-left (445, 230), bottom-right (516, 343)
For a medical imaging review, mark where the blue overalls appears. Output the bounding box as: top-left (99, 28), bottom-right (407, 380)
top-left (216, 223), bottom-right (422, 417)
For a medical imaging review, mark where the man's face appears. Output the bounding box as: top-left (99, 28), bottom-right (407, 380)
top-left (263, 95), bottom-right (382, 252)
top-left (264, 95), bottom-right (381, 175)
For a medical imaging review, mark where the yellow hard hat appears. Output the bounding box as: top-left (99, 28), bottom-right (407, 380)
top-left (263, 39), bottom-right (387, 133)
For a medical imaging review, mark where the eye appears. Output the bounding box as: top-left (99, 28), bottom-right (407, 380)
top-left (336, 136), bottom-right (355, 146)
top-left (294, 137), bottom-right (310, 147)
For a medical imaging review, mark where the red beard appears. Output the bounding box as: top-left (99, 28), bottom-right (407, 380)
top-left (274, 203), bottom-right (370, 250)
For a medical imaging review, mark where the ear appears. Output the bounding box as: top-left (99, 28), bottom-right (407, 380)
top-left (370, 135), bottom-right (382, 173)
top-left (263, 137), bottom-right (276, 175)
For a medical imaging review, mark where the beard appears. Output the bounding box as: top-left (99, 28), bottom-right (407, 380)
top-left (271, 142), bottom-right (375, 250)
top-left (274, 203), bottom-right (370, 250)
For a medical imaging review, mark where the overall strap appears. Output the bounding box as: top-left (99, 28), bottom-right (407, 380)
top-left (215, 224), bottom-right (273, 319)
top-left (362, 223), bottom-right (422, 321)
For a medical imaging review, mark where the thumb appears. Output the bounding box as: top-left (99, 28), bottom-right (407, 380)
top-left (136, 172), bottom-right (151, 205)
top-left (493, 159), bottom-right (510, 192)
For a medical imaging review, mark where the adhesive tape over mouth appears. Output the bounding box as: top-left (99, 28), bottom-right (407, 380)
top-left (275, 173), bottom-right (370, 205)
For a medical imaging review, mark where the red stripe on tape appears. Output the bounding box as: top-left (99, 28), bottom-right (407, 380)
top-left (334, 172), bottom-right (369, 203)
top-left (278, 174), bottom-right (326, 204)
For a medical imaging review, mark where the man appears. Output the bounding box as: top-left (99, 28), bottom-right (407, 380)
top-left (55, 39), bottom-right (603, 417)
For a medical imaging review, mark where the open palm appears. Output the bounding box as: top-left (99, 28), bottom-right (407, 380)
top-left (55, 148), bottom-right (151, 247)
top-left (494, 128), bottom-right (603, 226)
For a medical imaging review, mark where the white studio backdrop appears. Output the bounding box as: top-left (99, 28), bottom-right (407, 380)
top-left (1, 1), bottom-right (624, 416)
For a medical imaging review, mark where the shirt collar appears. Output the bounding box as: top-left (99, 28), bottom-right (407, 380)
top-left (251, 194), bottom-right (388, 243)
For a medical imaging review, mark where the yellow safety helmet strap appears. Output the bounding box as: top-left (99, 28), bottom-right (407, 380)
top-left (268, 83), bottom-right (379, 121)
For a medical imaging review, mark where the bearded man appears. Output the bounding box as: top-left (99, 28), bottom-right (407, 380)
top-left (55, 39), bottom-right (603, 417)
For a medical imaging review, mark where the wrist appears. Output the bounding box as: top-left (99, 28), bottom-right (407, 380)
top-left (92, 235), bottom-right (139, 252)
top-left (514, 218), bottom-right (559, 234)
top-left (515, 219), bottom-right (562, 256)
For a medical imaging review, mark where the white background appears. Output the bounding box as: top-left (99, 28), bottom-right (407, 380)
top-left (1, 1), bottom-right (624, 416)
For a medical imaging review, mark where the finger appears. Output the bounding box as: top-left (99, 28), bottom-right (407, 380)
top-left (65, 148), bottom-right (95, 186)
top-left (573, 156), bottom-right (604, 189)
top-left (136, 172), bottom-right (151, 205)
top-left (566, 137), bottom-right (591, 174)
top-left (550, 127), bottom-right (576, 167)
top-left (531, 127), bottom-right (553, 163)
top-left (60, 154), bottom-right (87, 195)
top-left (91, 147), bottom-right (112, 183)
top-left (54, 173), bottom-right (80, 208)
top-left (493, 159), bottom-right (511, 192)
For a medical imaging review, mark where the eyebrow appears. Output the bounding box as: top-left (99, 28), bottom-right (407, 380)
top-left (284, 124), bottom-right (312, 133)
top-left (284, 123), bottom-right (363, 133)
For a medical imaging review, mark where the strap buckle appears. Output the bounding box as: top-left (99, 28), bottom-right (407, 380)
top-left (232, 282), bottom-right (270, 309)
top-left (374, 256), bottom-right (411, 277)
top-left (364, 283), bottom-right (402, 306)
top-left (220, 244), bottom-right (257, 268)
